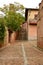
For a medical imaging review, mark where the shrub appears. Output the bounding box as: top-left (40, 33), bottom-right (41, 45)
top-left (0, 18), bottom-right (5, 43)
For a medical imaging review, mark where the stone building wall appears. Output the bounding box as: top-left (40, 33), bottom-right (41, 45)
top-left (37, 0), bottom-right (43, 49)
top-left (17, 22), bottom-right (28, 40)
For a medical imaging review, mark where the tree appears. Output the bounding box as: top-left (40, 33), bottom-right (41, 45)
top-left (5, 11), bottom-right (25, 31)
top-left (0, 2), bottom-right (25, 31)
top-left (0, 2), bottom-right (25, 42)
top-left (0, 2), bottom-right (25, 15)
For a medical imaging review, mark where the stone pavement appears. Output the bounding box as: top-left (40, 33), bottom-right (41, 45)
top-left (0, 41), bottom-right (43, 65)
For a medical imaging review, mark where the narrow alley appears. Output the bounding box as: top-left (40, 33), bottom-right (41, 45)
top-left (0, 41), bottom-right (43, 65)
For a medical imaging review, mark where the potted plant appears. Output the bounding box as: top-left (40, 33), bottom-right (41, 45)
top-left (0, 18), bottom-right (5, 47)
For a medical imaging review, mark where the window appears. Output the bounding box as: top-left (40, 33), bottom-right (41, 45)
top-left (34, 14), bottom-right (38, 20)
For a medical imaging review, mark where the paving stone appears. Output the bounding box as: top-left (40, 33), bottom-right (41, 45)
top-left (0, 41), bottom-right (43, 65)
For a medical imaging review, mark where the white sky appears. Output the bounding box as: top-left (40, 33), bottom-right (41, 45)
top-left (0, 0), bottom-right (42, 8)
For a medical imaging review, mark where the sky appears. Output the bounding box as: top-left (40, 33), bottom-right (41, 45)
top-left (0, 0), bottom-right (42, 8)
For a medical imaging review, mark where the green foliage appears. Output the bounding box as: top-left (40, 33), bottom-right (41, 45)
top-left (0, 2), bottom-right (24, 15)
top-left (0, 18), bottom-right (5, 42)
top-left (5, 11), bottom-right (25, 31)
top-left (0, 2), bottom-right (25, 32)
top-left (16, 13), bottom-right (25, 24)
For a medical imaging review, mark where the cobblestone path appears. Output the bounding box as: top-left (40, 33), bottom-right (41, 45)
top-left (0, 41), bottom-right (43, 65)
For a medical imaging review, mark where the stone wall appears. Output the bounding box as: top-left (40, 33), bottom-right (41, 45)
top-left (4, 27), bottom-right (9, 46)
top-left (17, 22), bottom-right (28, 40)
top-left (37, 0), bottom-right (43, 49)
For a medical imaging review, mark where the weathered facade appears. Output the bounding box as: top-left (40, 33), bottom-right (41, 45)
top-left (25, 8), bottom-right (39, 40)
top-left (26, 8), bottom-right (39, 24)
top-left (37, 0), bottom-right (43, 49)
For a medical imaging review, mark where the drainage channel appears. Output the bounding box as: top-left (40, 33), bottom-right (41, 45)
top-left (21, 43), bottom-right (28, 65)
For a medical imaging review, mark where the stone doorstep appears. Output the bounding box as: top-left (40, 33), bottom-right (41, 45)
top-left (28, 37), bottom-right (37, 40)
